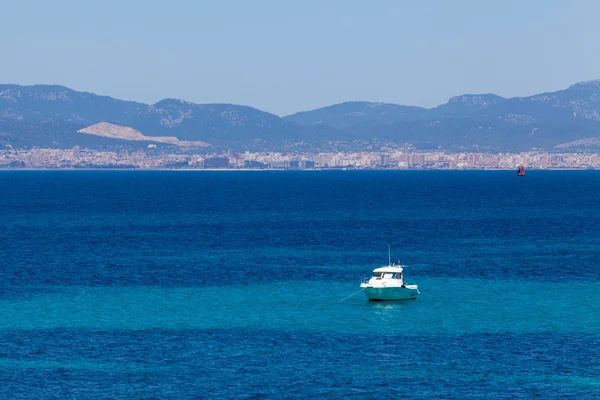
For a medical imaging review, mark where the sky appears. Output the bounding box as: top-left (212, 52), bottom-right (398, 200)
top-left (2, 0), bottom-right (600, 115)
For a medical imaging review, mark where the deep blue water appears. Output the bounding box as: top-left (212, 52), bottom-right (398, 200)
top-left (0, 170), bottom-right (599, 399)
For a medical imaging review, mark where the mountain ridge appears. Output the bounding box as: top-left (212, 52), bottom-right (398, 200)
top-left (2, 80), bottom-right (600, 151)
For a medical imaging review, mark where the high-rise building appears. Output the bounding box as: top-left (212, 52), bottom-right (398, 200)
top-left (380, 154), bottom-right (390, 167)
top-left (407, 154), bottom-right (425, 167)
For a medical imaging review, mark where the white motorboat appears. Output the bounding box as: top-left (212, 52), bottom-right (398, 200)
top-left (360, 248), bottom-right (419, 301)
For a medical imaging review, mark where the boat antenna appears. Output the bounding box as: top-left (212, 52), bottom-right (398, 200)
top-left (388, 244), bottom-right (391, 267)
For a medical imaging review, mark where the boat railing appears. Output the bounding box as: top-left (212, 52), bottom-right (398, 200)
top-left (361, 277), bottom-right (370, 284)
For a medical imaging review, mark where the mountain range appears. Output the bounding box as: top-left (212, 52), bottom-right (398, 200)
top-left (2, 81), bottom-right (600, 151)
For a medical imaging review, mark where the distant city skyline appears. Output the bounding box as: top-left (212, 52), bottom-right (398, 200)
top-left (2, 148), bottom-right (597, 171)
top-left (3, 0), bottom-right (600, 115)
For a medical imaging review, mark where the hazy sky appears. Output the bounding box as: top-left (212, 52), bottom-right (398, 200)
top-left (2, 0), bottom-right (600, 115)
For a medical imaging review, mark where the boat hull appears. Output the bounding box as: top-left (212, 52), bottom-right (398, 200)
top-left (362, 285), bottom-right (419, 301)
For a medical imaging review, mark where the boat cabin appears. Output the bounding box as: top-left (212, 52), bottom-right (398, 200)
top-left (371, 266), bottom-right (403, 281)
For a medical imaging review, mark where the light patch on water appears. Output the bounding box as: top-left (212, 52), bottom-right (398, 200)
top-left (0, 278), bottom-right (598, 334)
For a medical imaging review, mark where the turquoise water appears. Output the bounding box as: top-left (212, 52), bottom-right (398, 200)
top-left (0, 171), bottom-right (599, 398)
top-left (1, 279), bottom-right (599, 334)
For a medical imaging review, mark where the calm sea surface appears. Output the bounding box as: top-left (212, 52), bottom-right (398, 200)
top-left (0, 170), bottom-right (599, 399)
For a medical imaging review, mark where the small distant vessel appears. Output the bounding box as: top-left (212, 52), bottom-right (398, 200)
top-left (360, 246), bottom-right (419, 301)
top-left (517, 165), bottom-right (526, 176)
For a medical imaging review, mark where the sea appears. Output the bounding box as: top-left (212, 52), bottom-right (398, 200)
top-left (0, 170), bottom-right (599, 399)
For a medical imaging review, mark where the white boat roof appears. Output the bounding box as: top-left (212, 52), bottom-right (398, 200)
top-left (373, 265), bottom-right (404, 273)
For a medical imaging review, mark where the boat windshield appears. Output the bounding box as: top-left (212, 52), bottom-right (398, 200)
top-left (373, 272), bottom-right (402, 279)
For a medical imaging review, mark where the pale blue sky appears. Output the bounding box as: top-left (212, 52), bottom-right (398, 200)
top-left (2, 0), bottom-right (599, 115)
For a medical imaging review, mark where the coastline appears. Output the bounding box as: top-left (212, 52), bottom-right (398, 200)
top-left (0, 167), bottom-right (597, 172)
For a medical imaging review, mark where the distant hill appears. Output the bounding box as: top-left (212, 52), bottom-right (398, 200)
top-left (284, 102), bottom-right (427, 130)
top-left (285, 80), bottom-right (600, 151)
top-left (2, 81), bottom-right (600, 151)
top-left (130, 99), bottom-right (318, 148)
top-left (0, 85), bottom-right (311, 150)
top-left (0, 84), bottom-right (144, 125)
